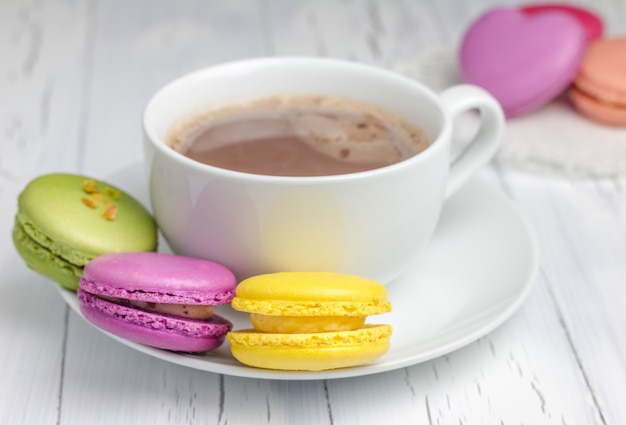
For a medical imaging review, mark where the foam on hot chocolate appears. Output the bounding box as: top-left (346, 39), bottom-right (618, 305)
top-left (166, 94), bottom-right (430, 176)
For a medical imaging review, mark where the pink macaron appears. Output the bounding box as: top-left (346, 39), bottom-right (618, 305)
top-left (459, 7), bottom-right (587, 118)
top-left (569, 37), bottom-right (626, 126)
top-left (78, 252), bottom-right (236, 352)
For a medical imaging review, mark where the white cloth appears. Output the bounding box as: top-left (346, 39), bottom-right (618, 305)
top-left (392, 46), bottom-right (626, 177)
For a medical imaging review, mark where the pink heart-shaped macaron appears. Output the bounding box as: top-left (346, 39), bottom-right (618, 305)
top-left (520, 3), bottom-right (603, 42)
top-left (460, 7), bottom-right (587, 118)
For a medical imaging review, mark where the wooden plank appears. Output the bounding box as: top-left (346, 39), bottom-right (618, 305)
top-left (220, 378), bottom-right (332, 425)
top-left (0, 0), bottom-right (92, 177)
top-left (266, 0), bottom-right (451, 66)
top-left (81, 0), bottom-right (268, 177)
top-left (2, 0), bottom-right (624, 423)
top-left (57, 2), bottom-right (321, 424)
top-left (264, 1), bottom-right (606, 424)
top-left (61, 315), bottom-right (225, 424)
top-left (324, 172), bottom-right (604, 424)
top-left (500, 169), bottom-right (626, 425)
top-left (0, 0), bottom-right (93, 423)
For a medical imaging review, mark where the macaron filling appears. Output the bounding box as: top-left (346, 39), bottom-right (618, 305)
top-left (572, 85), bottom-right (626, 107)
top-left (228, 272), bottom-right (393, 370)
top-left (250, 313), bottom-right (366, 333)
top-left (76, 252), bottom-right (236, 353)
top-left (98, 294), bottom-right (217, 320)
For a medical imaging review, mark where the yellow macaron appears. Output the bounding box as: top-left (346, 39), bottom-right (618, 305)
top-left (227, 272), bottom-right (392, 371)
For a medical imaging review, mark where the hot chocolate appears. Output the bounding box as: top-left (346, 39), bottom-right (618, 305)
top-left (166, 94), bottom-right (430, 177)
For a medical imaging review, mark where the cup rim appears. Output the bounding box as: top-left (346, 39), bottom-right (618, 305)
top-left (143, 56), bottom-right (452, 183)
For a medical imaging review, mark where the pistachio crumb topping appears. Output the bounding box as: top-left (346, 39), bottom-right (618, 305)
top-left (80, 179), bottom-right (121, 220)
top-left (103, 187), bottom-right (120, 200)
top-left (101, 203), bottom-right (118, 220)
top-left (82, 179), bottom-right (99, 194)
top-left (81, 197), bottom-right (98, 208)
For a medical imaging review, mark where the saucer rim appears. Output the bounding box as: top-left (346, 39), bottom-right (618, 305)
top-left (58, 171), bottom-right (538, 381)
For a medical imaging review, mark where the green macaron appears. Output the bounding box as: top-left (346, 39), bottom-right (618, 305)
top-left (13, 173), bottom-right (158, 290)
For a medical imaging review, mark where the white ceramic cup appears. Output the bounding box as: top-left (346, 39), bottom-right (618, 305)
top-left (143, 57), bottom-right (504, 283)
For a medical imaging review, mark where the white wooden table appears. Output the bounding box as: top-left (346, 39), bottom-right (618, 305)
top-left (2, 0), bottom-right (625, 423)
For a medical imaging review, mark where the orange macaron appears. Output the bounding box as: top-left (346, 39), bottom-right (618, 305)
top-left (570, 37), bottom-right (626, 126)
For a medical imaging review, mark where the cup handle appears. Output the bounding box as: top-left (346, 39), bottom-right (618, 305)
top-left (440, 84), bottom-right (504, 199)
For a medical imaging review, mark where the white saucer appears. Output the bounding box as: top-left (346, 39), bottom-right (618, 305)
top-left (58, 164), bottom-right (539, 380)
